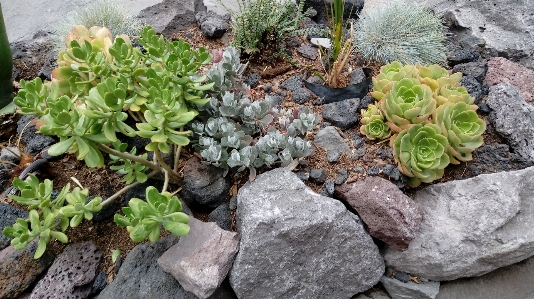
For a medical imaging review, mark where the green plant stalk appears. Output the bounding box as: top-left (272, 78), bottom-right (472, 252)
top-left (154, 148), bottom-right (180, 182)
top-left (95, 143), bottom-right (172, 177)
top-left (101, 170), bottom-right (158, 207)
top-left (0, 3), bottom-right (13, 109)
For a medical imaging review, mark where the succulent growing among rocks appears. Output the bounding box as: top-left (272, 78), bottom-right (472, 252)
top-left (391, 123), bottom-right (450, 187)
top-left (434, 101), bottom-right (486, 163)
top-left (371, 62), bottom-right (418, 101)
top-left (380, 78), bottom-right (436, 133)
top-left (360, 105), bottom-right (390, 140)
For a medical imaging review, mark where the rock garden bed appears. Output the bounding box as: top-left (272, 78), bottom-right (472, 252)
top-left (0, 0), bottom-right (533, 298)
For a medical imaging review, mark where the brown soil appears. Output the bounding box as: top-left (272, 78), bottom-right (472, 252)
top-left (0, 24), bottom-right (514, 284)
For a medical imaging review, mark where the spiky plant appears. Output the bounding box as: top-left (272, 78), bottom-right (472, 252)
top-left (52, 0), bottom-right (144, 49)
top-left (353, 1), bottom-right (447, 65)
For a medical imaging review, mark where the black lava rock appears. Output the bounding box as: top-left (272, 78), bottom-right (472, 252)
top-left (448, 46), bottom-right (481, 66)
top-left (244, 72), bottom-right (260, 88)
top-left (367, 165), bottom-right (379, 176)
top-left (321, 98), bottom-right (360, 130)
top-left (335, 168), bottom-right (348, 185)
top-left (453, 60), bottom-right (487, 83)
top-left (208, 203), bottom-right (232, 231)
top-left (461, 75), bottom-right (485, 104)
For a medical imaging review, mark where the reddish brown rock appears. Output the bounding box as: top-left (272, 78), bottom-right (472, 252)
top-left (334, 177), bottom-right (422, 251)
top-left (0, 239), bottom-right (54, 298)
top-left (484, 57), bottom-right (534, 106)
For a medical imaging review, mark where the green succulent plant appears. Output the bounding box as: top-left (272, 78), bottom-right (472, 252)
top-left (435, 84), bottom-right (475, 106)
top-left (371, 62), bottom-right (418, 101)
top-left (379, 78), bottom-right (436, 133)
top-left (391, 123), bottom-right (450, 187)
top-left (3, 174), bottom-right (102, 258)
top-left (114, 186), bottom-right (190, 242)
top-left (434, 101), bottom-right (485, 163)
top-left (360, 104), bottom-right (390, 140)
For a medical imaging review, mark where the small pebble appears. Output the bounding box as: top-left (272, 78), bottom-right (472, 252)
top-left (327, 149), bottom-right (341, 163)
top-left (382, 164), bottom-right (401, 181)
top-left (477, 103), bottom-right (491, 115)
top-left (309, 169), bottom-right (326, 184)
top-left (229, 196), bottom-right (237, 211)
top-left (325, 179), bottom-right (335, 196)
top-left (352, 134), bottom-right (364, 149)
top-left (376, 148), bottom-right (393, 159)
top-left (367, 165), bottom-right (380, 176)
top-left (352, 147), bottom-right (366, 160)
top-left (335, 168), bottom-right (348, 185)
top-left (394, 272), bottom-right (411, 283)
top-left (353, 166), bottom-right (364, 173)
top-left (469, 165), bottom-right (481, 176)
top-left (263, 84), bottom-right (273, 93)
top-left (295, 171), bottom-right (309, 182)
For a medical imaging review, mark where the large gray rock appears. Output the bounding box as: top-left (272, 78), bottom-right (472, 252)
top-left (486, 83), bottom-right (534, 162)
top-left (30, 241), bottom-right (101, 299)
top-left (384, 166), bottom-right (534, 281)
top-left (314, 126), bottom-right (351, 153)
top-left (381, 276), bottom-right (440, 299)
top-left (138, 0), bottom-right (206, 38)
top-left (0, 239), bottom-right (55, 298)
top-left (335, 177), bottom-right (423, 251)
top-left (436, 255), bottom-right (534, 299)
top-left (230, 168), bottom-right (384, 299)
top-left (158, 218), bottom-right (239, 299)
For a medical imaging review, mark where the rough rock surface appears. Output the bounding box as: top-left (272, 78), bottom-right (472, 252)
top-left (180, 156), bottom-right (231, 208)
top-left (207, 203), bottom-right (232, 231)
top-left (299, 0), bottom-right (364, 24)
top-left (96, 235), bottom-right (234, 299)
top-left (0, 203), bottom-right (28, 250)
top-left (335, 177), bottom-right (423, 251)
top-left (381, 276), bottom-right (440, 299)
top-left (10, 31), bottom-right (54, 80)
top-left (436, 255), bottom-right (534, 299)
top-left (453, 61), bottom-right (487, 83)
top-left (230, 168), bottom-right (384, 299)
top-left (384, 166), bottom-right (534, 281)
top-left (469, 144), bottom-right (533, 175)
top-left (486, 83), bottom-right (534, 162)
top-left (17, 115), bottom-right (56, 156)
top-left (195, 11), bottom-right (229, 38)
top-left (484, 57), bottom-right (534, 106)
top-left (460, 75), bottom-right (486, 104)
top-left (297, 44), bottom-right (318, 60)
top-left (138, 0), bottom-right (206, 38)
top-left (322, 98), bottom-right (360, 130)
top-left (0, 239), bottom-right (54, 298)
top-left (313, 126), bottom-right (351, 153)
top-left (158, 218), bottom-right (239, 299)
top-left (30, 242), bottom-right (102, 299)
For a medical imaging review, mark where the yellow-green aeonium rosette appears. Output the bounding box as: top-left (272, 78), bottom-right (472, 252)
top-left (380, 78), bottom-right (436, 133)
top-left (392, 123), bottom-right (450, 187)
top-left (434, 101), bottom-right (485, 163)
top-left (360, 104), bottom-right (390, 140)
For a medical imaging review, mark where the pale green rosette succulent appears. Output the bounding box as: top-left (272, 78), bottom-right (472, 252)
top-left (416, 63), bottom-right (462, 92)
top-left (379, 78), bottom-right (436, 133)
top-left (433, 101), bottom-right (485, 164)
top-left (435, 85), bottom-right (475, 106)
top-left (371, 61), bottom-right (418, 101)
top-left (360, 105), bottom-right (390, 140)
top-left (392, 123), bottom-right (450, 187)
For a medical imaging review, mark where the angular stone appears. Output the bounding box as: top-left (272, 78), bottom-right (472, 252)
top-left (322, 98), bottom-right (360, 130)
top-left (292, 87), bottom-right (312, 104)
top-left (436, 255), bottom-right (534, 299)
top-left (195, 11), bottom-right (228, 38)
top-left (486, 83), bottom-right (534, 162)
top-left (297, 44), bottom-right (317, 60)
top-left (138, 0), bottom-right (206, 38)
top-left (484, 57), bottom-right (534, 106)
top-left (158, 218), bottom-right (239, 299)
top-left (381, 276), bottom-right (440, 299)
top-left (207, 203), bottom-right (232, 231)
top-left (453, 61), bottom-right (487, 83)
top-left (30, 241), bottom-right (102, 299)
top-left (0, 203), bottom-right (28, 251)
top-left (230, 168), bottom-right (384, 299)
top-left (335, 177), bottom-right (423, 251)
top-left (180, 156), bottom-right (231, 208)
top-left (0, 239), bottom-right (54, 298)
top-left (384, 166), bottom-right (534, 281)
top-left (314, 126), bottom-right (351, 153)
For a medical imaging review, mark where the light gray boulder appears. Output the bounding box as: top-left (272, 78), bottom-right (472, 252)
top-left (158, 218), bottom-right (239, 299)
top-left (230, 168), bottom-right (384, 299)
top-left (486, 83), bottom-right (534, 162)
top-left (314, 126), bottom-right (351, 153)
top-left (384, 166), bottom-right (534, 281)
top-left (381, 276), bottom-right (439, 299)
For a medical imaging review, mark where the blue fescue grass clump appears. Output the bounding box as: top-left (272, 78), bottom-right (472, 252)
top-left (353, 1), bottom-right (448, 65)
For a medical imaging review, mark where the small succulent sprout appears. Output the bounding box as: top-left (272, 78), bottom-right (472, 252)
top-left (360, 117), bottom-right (391, 141)
top-left (371, 61), bottom-right (418, 100)
top-left (391, 123), bottom-right (450, 187)
top-left (435, 84), bottom-right (475, 106)
top-left (379, 78), bottom-right (436, 133)
top-left (433, 101), bottom-right (486, 164)
top-left (114, 186), bottom-right (189, 242)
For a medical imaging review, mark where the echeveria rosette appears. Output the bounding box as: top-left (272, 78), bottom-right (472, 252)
top-left (371, 61), bottom-right (418, 101)
top-left (392, 123), bottom-right (450, 187)
top-left (416, 63), bottom-right (462, 92)
top-left (379, 78), bottom-right (436, 133)
top-left (360, 105), bottom-right (390, 140)
top-left (433, 101), bottom-right (486, 164)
